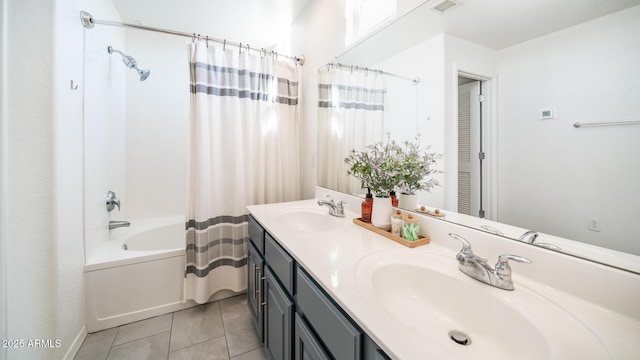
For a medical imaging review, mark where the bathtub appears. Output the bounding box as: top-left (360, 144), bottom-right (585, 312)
top-left (84, 216), bottom-right (239, 332)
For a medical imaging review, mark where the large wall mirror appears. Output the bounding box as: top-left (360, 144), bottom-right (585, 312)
top-left (317, 0), bottom-right (640, 273)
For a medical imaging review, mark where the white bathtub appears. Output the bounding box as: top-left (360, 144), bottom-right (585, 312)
top-left (84, 216), bottom-right (238, 332)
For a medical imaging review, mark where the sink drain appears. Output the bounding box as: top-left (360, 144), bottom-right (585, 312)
top-left (448, 330), bottom-right (471, 346)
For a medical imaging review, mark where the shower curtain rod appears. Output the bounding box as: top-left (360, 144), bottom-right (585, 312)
top-left (325, 62), bottom-right (420, 85)
top-left (80, 11), bottom-right (305, 65)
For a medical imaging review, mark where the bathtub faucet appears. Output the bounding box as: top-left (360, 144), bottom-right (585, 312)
top-left (109, 220), bottom-right (130, 230)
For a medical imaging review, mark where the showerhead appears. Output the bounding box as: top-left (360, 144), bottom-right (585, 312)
top-left (138, 68), bottom-right (151, 81)
top-left (107, 46), bottom-right (151, 81)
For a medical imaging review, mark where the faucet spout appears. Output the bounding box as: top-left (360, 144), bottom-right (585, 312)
top-left (317, 195), bottom-right (346, 217)
top-left (109, 220), bottom-right (130, 230)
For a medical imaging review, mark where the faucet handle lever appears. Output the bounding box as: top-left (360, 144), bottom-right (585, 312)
top-left (496, 254), bottom-right (532, 276)
top-left (497, 254), bottom-right (532, 265)
top-left (106, 191), bottom-right (121, 212)
top-left (448, 233), bottom-right (473, 254)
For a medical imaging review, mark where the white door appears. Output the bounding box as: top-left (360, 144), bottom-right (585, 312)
top-left (457, 81), bottom-right (482, 216)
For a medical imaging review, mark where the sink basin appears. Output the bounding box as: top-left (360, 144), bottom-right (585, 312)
top-left (355, 250), bottom-right (609, 359)
top-left (275, 209), bottom-right (338, 232)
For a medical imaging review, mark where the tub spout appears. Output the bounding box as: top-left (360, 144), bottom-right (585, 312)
top-left (109, 220), bottom-right (131, 230)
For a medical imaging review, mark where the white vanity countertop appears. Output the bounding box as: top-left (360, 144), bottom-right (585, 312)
top-left (247, 198), bottom-right (640, 359)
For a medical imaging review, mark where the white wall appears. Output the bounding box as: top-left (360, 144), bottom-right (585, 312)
top-left (0, 0), bottom-right (7, 355)
top-left (3, 0), bottom-right (55, 359)
top-left (291, 0), bottom-right (348, 200)
top-left (82, 0), bottom-right (127, 263)
top-left (374, 34), bottom-right (447, 208)
top-left (125, 30), bottom-right (189, 221)
top-left (496, 6), bottom-right (640, 255)
top-left (52, 0), bottom-right (89, 357)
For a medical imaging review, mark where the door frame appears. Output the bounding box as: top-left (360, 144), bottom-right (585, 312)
top-left (449, 64), bottom-right (498, 221)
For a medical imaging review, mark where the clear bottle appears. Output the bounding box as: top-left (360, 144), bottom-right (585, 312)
top-left (361, 192), bottom-right (373, 223)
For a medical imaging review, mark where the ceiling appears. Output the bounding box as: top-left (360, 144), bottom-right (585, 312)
top-left (111, 0), bottom-right (640, 58)
top-left (112, 0), bottom-right (310, 48)
top-left (338, 0), bottom-right (640, 64)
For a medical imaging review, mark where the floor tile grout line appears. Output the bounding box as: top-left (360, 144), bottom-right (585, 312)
top-left (103, 326), bottom-right (120, 360)
top-left (219, 299), bottom-right (232, 360)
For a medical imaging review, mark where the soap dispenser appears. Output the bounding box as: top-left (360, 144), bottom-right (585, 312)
top-left (361, 189), bottom-right (373, 223)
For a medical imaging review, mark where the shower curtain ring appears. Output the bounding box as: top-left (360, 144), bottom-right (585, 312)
top-left (239, 43), bottom-right (242, 54)
top-left (192, 33), bottom-right (196, 43)
top-left (246, 44), bottom-right (250, 54)
top-left (206, 36), bottom-right (209, 48)
top-left (223, 39), bottom-right (226, 51)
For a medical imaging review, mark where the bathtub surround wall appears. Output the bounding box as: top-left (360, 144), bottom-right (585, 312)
top-left (125, 29), bottom-right (189, 221)
top-left (185, 42), bottom-right (302, 303)
top-left (82, 1), bottom-right (127, 265)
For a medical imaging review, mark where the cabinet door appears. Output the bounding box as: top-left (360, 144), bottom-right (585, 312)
top-left (247, 242), bottom-right (264, 342)
top-left (294, 313), bottom-right (330, 360)
top-left (265, 267), bottom-right (294, 360)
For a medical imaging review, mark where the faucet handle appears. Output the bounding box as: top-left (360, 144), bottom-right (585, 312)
top-left (448, 233), bottom-right (473, 254)
top-left (495, 255), bottom-right (532, 276)
top-left (326, 195), bottom-right (335, 203)
top-left (498, 254), bottom-right (532, 264)
top-left (106, 191), bottom-right (121, 212)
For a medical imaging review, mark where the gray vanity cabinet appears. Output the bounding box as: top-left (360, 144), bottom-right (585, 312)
top-left (247, 241), bottom-right (264, 342)
top-left (263, 226), bottom-right (296, 360)
top-left (294, 313), bottom-right (331, 360)
top-left (264, 266), bottom-right (294, 360)
top-left (247, 214), bottom-right (390, 360)
top-left (247, 216), bottom-right (266, 341)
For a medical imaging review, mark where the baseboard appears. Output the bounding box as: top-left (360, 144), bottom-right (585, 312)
top-left (62, 325), bottom-right (87, 360)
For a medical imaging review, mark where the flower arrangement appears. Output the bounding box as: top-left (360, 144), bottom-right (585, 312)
top-left (395, 134), bottom-right (443, 195)
top-left (344, 134), bottom-right (442, 197)
top-left (344, 135), bottom-right (400, 197)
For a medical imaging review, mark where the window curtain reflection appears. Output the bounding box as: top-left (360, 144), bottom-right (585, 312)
top-left (317, 66), bottom-right (385, 194)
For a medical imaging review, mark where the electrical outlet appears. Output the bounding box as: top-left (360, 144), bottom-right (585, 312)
top-left (588, 219), bottom-right (601, 232)
top-left (311, 154), bottom-right (317, 168)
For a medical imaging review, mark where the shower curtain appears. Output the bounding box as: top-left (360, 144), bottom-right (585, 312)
top-left (317, 66), bottom-right (385, 195)
top-left (186, 41), bottom-right (301, 304)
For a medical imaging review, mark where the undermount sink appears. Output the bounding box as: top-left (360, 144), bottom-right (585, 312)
top-left (275, 209), bottom-right (338, 232)
top-left (355, 250), bottom-right (609, 359)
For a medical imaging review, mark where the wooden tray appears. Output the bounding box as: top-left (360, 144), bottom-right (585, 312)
top-left (353, 218), bottom-right (430, 248)
top-left (415, 207), bottom-right (446, 218)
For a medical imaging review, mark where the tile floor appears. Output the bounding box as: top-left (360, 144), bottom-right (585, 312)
top-left (74, 294), bottom-right (267, 360)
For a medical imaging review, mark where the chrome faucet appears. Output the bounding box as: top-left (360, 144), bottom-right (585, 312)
top-left (317, 195), bottom-right (346, 217)
top-left (106, 191), bottom-right (121, 212)
top-left (109, 220), bottom-right (130, 230)
top-left (518, 230), bottom-right (561, 251)
top-left (518, 230), bottom-right (538, 243)
top-left (449, 233), bottom-right (532, 290)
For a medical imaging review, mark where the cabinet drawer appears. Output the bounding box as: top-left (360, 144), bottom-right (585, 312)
top-left (294, 313), bottom-right (331, 360)
top-left (296, 268), bottom-right (362, 360)
top-left (248, 215), bottom-right (265, 254)
top-left (264, 233), bottom-right (295, 295)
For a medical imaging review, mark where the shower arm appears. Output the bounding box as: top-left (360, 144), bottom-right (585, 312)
top-left (108, 46), bottom-right (136, 68)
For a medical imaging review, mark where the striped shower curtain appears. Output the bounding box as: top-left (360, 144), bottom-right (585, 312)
top-left (186, 41), bottom-right (301, 303)
top-left (317, 65), bottom-right (385, 195)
